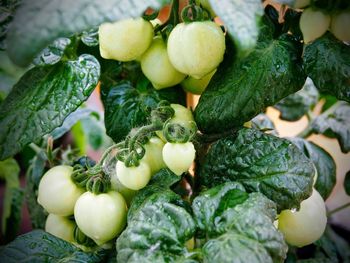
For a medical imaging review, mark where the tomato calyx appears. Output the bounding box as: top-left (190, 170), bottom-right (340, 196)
top-left (74, 226), bottom-right (96, 247)
top-left (181, 1), bottom-right (212, 23)
top-left (163, 121), bottom-right (197, 143)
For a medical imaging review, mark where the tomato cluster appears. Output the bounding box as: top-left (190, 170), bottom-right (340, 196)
top-left (99, 9), bottom-right (225, 94)
top-left (38, 104), bottom-right (196, 248)
top-left (299, 1), bottom-right (350, 43)
top-left (38, 165), bottom-right (127, 248)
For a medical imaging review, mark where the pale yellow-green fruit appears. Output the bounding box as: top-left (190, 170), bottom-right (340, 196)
top-left (300, 8), bottom-right (331, 43)
top-left (167, 21), bottom-right (225, 79)
top-left (294, 0), bottom-right (311, 9)
top-left (37, 165), bottom-right (84, 216)
top-left (110, 173), bottom-right (137, 206)
top-left (116, 160), bottom-right (151, 190)
top-left (278, 189), bottom-right (327, 247)
top-left (162, 142), bottom-right (196, 175)
top-left (45, 214), bottom-right (76, 243)
top-left (181, 69), bottom-right (216, 95)
top-left (99, 18), bottom-right (154, 61)
top-left (141, 37), bottom-right (186, 89)
top-left (74, 191), bottom-right (127, 245)
top-left (143, 136), bottom-right (167, 175)
top-left (330, 11), bottom-right (350, 42)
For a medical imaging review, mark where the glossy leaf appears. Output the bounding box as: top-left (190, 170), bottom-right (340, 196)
top-left (0, 230), bottom-right (107, 262)
top-left (50, 108), bottom-right (93, 140)
top-left (251, 113), bottom-right (278, 135)
top-left (117, 191), bottom-right (196, 263)
top-left (0, 54), bottom-right (100, 160)
top-left (127, 168), bottom-right (184, 222)
top-left (311, 102), bottom-right (350, 153)
top-left (101, 73), bottom-right (185, 143)
top-left (198, 128), bottom-right (314, 211)
top-left (81, 28), bottom-right (99, 47)
top-left (194, 183), bottom-right (288, 263)
top-left (275, 78), bottom-right (319, 121)
top-left (195, 18), bottom-right (305, 134)
top-left (209, 0), bottom-right (263, 57)
top-left (289, 137), bottom-right (336, 200)
top-left (304, 33), bottom-right (350, 103)
top-left (6, 0), bottom-right (164, 66)
top-left (33, 38), bottom-right (71, 66)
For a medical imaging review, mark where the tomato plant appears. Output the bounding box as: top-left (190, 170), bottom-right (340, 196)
top-left (0, 0), bottom-right (350, 262)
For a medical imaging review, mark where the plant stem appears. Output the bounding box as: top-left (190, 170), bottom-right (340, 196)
top-left (327, 202), bottom-right (350, 217)
top-left (97, 142), bottom-right (124, 166)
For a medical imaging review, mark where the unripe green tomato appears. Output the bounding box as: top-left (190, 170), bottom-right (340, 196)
top-left (167, 21), bottom-right (225, 79)
top-left (45, 214), bottom-right (76, 243)
top-left (99, 18), bottom-right (153, 61)
top-left (143, 136), bottom-right (167, 175)
top-left (116, 160), bottom-right (151, 190)
top-left (294, 0), bottom-right (311, 9)
top-left (300, 8), bottom-right (331, 43)
top-left (141, 37), bottom-right (186, 89)
top-left (181, 69), bottom-right (216, 95)
top-left (162, 142), bottom-right (196, 175)
top-left (330, 11), bottom-right (350, 42)
top-left (156, 104), bottom-right (195, 141)
top-left (37, 165), bottom-right (84, 216)
top-left (110, 173), bottom-right (137, 206)
top-left (278, 189), bottom-right (327, 247)
top-left (74, 191), bottom-right (127, 246)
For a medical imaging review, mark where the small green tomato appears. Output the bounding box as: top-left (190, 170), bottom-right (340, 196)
top-left (74, 191), bottom-right (127, 246)
top-left (167, 21), bottom-right (225, 79)
top-left (143, 136), bottom-right (167, 175)
top-left (99, 18), bottom-right (153, 61)
top-left (45, 214), bottom-right (76, 243)
top-left (278, 189), bottom-right (327, 247)
top-left (330, 11), bottom-right (350, 42)
top-left (116, 160), bottom-right (152, 190)
top-left (181, 70), bottom-right (216, 95)
top-left (162, 142), bottom-right (196, 175)
top-left (300, 8), bottom-right (331, 43)
top-left (37, 165), bottom-right (84, 216)
top-left (141, 37), bottom-right (186, 89)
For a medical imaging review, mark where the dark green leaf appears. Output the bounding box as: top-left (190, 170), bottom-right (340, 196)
top-left (311, 102), bottom-right (350, 153)
top-left (117, 191), bottom-right (196, 263)
top-left (0, 0), bottom-right (20, 50)
top-left (81, 116), bottom-right (105, 150)
top-left (50, 108), bottom-right (93, 140)
top-left (289, 137), bottom-right (336, 200)
top-left (0, 158), bottom-right (24, 242)
top-left (275, 78), bottom-right (319, 121)
top-left (0, 229), bottom-right (106, 262)
top-left (202, 232), bottom-right (273, 263)
top-left (0, 54), bottom-right (100, 160)
top-left (304, 33), bottom-right (350, 103)
top-left (101, 76), bottom-right (185, 143)
top-left (195, 20), bottom-right (305, 134)
top-left (127, 169), bottom-right (184, 222)
top-left (25, 154), bottom-right (47, 229)
top-left (251, 113), bottom-right (278, 135)
top-left (5, 0), bottom-right (165, 66)
top-left (194, 183), bottom-right (287, 263)
top-left (209, 0), bottom-right (263, 57)
top-left (192, 182), bottom-right (247, 236)
top-left (344, 171), bottom-right (350, 196)
top-left (33, 38), bottom-right (71, 66)
top-left (198, 128), bottom-right (314, 211)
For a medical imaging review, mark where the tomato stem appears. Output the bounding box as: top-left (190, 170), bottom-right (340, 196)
top-left (327, 202), bottom-right (350, 217)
